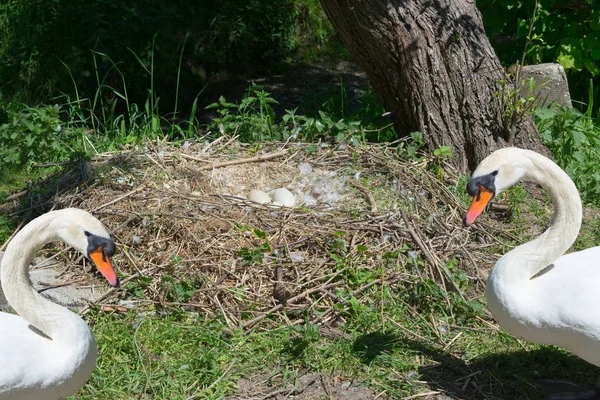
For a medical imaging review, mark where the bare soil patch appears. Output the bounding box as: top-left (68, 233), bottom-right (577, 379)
top-left (227, 372), bottom-right (382, 400)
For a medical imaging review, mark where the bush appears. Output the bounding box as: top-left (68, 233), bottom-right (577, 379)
top-left (534, 86), bottom-right (600, 206)
top-left (0, 0), bottom-right (297, 107)
top-left (0, 102), bottom-right (84, 169)
top-left (477, 0), bottom-right (600, 111)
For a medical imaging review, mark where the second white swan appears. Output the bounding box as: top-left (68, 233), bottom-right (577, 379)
top-left (0, 208), bottom-right (119, 399)
top-left (464, 147), bottom-right (600, 399)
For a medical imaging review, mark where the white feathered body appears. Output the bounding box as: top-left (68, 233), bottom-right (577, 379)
top-left (0, 209), bottom-right (113, 399)
top-left (488, 246), bottom-right (600, 366)
top-left (0, 311), bottom-right (97, 399)
top-left (471, 147), bottom-right (600, 368)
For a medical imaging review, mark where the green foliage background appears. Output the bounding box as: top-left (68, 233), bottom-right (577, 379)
top-left (0, 0), bottom-right (305, 107)
top-left (2, 0), bottom-right (599, 110)
top-left (478, 0), bottom-right (600, 107)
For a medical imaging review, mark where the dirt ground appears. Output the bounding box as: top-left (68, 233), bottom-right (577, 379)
top-left (227, 372), bottom-right (384, 400)
top-left (197, 60), bottom-right (369, 123)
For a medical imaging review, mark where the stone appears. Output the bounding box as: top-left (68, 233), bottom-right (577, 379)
top-left (518, 63), bottom-right (573, 109)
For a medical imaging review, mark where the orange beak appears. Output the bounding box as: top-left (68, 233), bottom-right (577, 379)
top-left (463, 186), bottom-right (494, 226)
top-left (90, 246), bottom-right (119, 287)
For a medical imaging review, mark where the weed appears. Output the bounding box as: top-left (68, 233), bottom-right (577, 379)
top-left (238, 228), bottom-right (272, 265)
top-left (239, 243), bottom-right (272, 265)
top-left (496, 71), bottom-right (540, 143)
top-left (534, 82), bottom-right (600, 206)
top-left (284, 322), bottom-right (322, 358)
top-left (396, 131), bottom-right (425, 158)
top-left (428, 145), bottom-right (453, 178)
top-left (160, 273), bottom-right (201, 303)
top-left (329, 232), bottom-right (348, 256)
top-left (206, 86), bottom-right (279, 143)
top-left (0, 102), bottom-right (84, 169)
top-left (205, 83), bottom-right (384, 144)
top-left (433, 146), bottom-right (452, 160)
top-left (123, 276), bottom-right (153, 299)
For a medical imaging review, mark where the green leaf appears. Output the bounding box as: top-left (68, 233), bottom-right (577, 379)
top-left (557, 53), bottom-right (575, 70)
top-left (433, 145), bottom-right (452, 159)
top-left (584, 59), bottom-right (600, 76)
top-left (357, 244), bottom-right (368, 253)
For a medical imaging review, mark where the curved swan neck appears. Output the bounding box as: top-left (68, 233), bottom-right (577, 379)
top-left (500, 151), bottom-right (582, 279)
top-left (0, 212), bottom-right (83, 340)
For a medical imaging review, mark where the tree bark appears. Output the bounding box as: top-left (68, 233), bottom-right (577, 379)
top-left (320, 0), bottom-right (547, 172)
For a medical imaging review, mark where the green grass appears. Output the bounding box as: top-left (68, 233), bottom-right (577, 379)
top-left (73, 276), bottom-right (599, 399)
top-left (79, 312), bottom-right (239, 399)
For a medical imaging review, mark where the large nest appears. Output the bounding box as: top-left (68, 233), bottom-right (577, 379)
top-left (1, 138), bottom-right (515, 331)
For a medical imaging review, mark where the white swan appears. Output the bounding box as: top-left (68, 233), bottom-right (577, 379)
top-left (0, 208), bottom-right (119, 399)
top-left (464, 147), bottom-right (600, 399)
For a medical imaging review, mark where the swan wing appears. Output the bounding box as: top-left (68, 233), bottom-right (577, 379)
top-left (528, 246), bottom-right (600, 364)
top-left (0, 312), bottom-right (65, 399)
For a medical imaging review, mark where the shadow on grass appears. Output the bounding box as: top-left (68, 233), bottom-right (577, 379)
top-left (4, 153), bottom-right (137, 222)
top-left (197, 61), bottom-right (369, 124)
top-left (352, 330), bottom-right (399, 364)
top-left (352, 330), bottom-right (598, 400)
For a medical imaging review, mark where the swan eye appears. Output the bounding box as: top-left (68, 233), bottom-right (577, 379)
top-left (86, 232), bottom-right (116, 257)
top-left (84, 231), bottom-right (91, 237)
top-left (466, 172), bottom-right (497, 197)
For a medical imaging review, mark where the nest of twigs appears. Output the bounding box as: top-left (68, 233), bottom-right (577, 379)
top-left (1, 138), bottom-right (517, 331)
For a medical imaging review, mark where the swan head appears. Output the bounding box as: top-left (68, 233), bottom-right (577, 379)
top-left (55, 208), bottom-right (119, 287)
top-left (463, 147), bottom-right (528, 226)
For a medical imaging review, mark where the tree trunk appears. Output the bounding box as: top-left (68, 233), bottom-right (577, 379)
top-left (320, 0), bottom-right (547, 172)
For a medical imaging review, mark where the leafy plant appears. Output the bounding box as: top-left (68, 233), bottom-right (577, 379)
top-left (534, 95), bottom-right (600, 206)
top-left (160, 273), bottom-right (200, 303)
top-left (329, 233), bottom-right (348, 256)
top-left (239, 242), bottom-right (272, 265)
top-left (238, 228), bottom-right (272, 265)
top-left (206, 84), bottom-right (374, 144)
top-left (284, 322), bottom-right (321, 358)
top-left (0, 102), bottom-right (84, 169)
top-left (496, 72), bottom-right (540, 142)
top-left (433, 145), bottom-right (452, 160)
top-left (123, 276), bottom-right (153, 298)
top-left (396, 131), bottom-right (425, 158)
top-left (303, 79), bottom-right (395, 143)
top-left (206, 86), bottom-right (280, 142)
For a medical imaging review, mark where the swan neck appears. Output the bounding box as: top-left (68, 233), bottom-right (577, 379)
top-left (0, 213), bottom-right (79, 340)
top-left (503, 154), bottom-right (582, 279)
